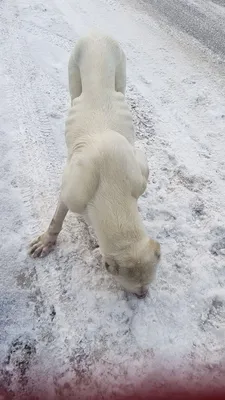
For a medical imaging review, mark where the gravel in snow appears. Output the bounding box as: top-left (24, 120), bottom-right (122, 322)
top-left (0, 0), bottom-right (225, 398)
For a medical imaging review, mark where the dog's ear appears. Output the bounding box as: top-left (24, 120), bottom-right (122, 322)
top-left (105, 262), bottom-right (119, 275)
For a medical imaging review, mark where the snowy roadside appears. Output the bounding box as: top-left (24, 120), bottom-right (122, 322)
top-left (0, 0), bottom-right (225, 397)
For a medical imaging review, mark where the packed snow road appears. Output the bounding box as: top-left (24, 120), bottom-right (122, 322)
top-left (0, 0), bottom-right (225, 398)
top-left (141, 0), bottom-right (225, 58)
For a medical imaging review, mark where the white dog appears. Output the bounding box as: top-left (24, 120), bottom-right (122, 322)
top-left (29, 31), bottom-right (161, 298)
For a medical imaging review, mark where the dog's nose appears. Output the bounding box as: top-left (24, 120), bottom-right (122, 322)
top-left (135, 289), bottom-right (148, 299)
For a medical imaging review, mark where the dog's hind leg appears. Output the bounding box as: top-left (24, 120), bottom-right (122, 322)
top-left (115, 50), bottom-right (126, 95)
top-left (68, 54), bottom-right (82, 105)
top-left (29, 198), bottom-right (68, 258)
top-left (135, 149), bottom-right (149, 183)
top-left (130, 149), bottom-right (150, 198)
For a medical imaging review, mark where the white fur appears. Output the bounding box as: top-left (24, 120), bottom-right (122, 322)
top-left (29, 31), bottom-right (160, 297)
top-left (64, 33), bottom-right (147, 245)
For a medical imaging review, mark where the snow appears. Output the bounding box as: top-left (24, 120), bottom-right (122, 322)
top-left (0, 0), bottom-right (225, 397)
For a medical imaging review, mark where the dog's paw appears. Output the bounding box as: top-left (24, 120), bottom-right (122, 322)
top-left (28, 232), bottom-right (56, 258)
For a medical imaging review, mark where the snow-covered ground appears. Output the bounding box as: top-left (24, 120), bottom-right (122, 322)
top-left (1, 0), bottom-right (225, 397)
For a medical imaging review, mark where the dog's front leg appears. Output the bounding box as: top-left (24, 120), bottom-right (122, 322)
top-left (29, 197), bottom-right (68, 258)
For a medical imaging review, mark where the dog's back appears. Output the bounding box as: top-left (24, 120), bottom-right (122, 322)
top-left (69, 31), bottom-right (123, 94)
top-left (66, 32), bottom-right (135, 152)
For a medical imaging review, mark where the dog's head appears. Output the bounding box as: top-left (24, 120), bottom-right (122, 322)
top-left (104, 238), bottom-right (161, 298)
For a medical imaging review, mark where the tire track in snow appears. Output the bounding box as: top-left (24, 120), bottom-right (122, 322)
top-left (0, 2), bottom-right (79, 391)
top-left (0, 2), bottom-right (65, 226)
top-left (21, 19), bottom-right (73, 52)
